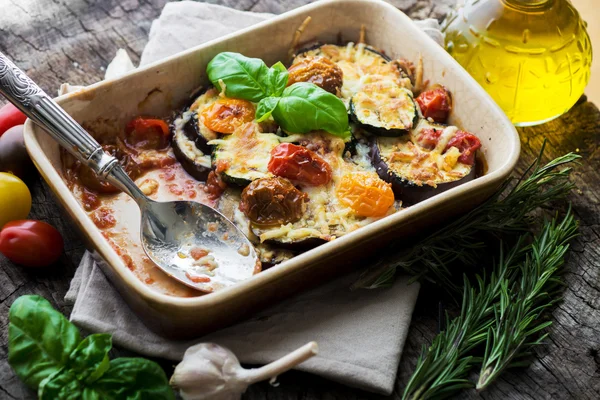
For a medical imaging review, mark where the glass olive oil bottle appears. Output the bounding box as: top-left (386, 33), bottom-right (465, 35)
top-left (443, 0), bottom-right (592, 126)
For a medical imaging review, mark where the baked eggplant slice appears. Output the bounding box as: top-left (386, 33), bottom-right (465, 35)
top-left (256, 230), bottom-right (327, 251)
top-left (350, 83), bottom-right (418, 136)
top-left (210, 123), bottom-right (281, 187)
top-left (169, 86), bottom-right (220, 177)
top-left (171, 109), bottom-right (212, 181)
top-left (185, 87), bottom-right (220, 152)
top-left (293, 43), bottom-right (412, 103)
top-left (369, 131), bottom-right (477, 205)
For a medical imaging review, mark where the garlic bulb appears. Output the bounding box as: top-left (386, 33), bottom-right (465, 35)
top-left (170, 342), bottom-right (318, 400)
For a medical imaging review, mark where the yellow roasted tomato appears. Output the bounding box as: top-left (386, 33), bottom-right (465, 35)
top-left (336, 172), bottom-right (394, 217)
top-left (201, 98), bottom-right (255, 134)
top-left (0, 172), bottom-right (31, 228)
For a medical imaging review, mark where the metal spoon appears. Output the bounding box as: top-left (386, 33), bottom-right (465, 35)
top-left (0, 52), bottom-right (259, 293)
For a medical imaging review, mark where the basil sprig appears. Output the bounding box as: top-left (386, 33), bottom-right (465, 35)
top-left (207, 52), bottom-right (350, 139)
top-left (8, 295), bottom-right (174, 399)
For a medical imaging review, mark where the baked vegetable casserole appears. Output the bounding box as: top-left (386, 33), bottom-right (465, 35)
top-left (62, 35), bottom-right (482, 295)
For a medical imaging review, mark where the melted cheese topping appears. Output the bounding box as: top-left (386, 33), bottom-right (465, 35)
top-left (352, 79), bottom-right (416, 130)
top-left (189, 88), bottom-right (219, 142)
top-left (252, 132), bottom-right (397, 243)
top-left (209, 124), bottom-right (281, 182)
top-left (295, 43), bottom-right (411, 106)
top-left (377, 133), bottom-right (472, 187)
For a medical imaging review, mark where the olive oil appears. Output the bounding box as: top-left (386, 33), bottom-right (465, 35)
top-left (443, 0), bottom-right (592, 126)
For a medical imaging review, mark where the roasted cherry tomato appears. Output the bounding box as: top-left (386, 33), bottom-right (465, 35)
top-left (0, 172), bottom-right (31, 228)
top-left (240, 177), bottom-right (307, 226)
top-left (416, 87), bottom-right (452, 123)
top-left (201, 99), bottom-right (255, 134)
top-left (444, 131), bottom-right (481, 165)
top-left (336, 172), bottom-right (394, 218)
top-left (268, 143), bottom-right (332, 186)
top-left (204, 170), bottom-right (227, 200)
top-left (0, 220), bottom-right (63, 267)
top-left (415, 128), bottom-right (442, 150)
top-left (125, 117), bottom-right (170, 150)
top-left (0, 125), bottom-right (34, 179)
top-left (0, 104), bottom-right (27, 137)
top-left (287, 56), bottom-right (344, 95)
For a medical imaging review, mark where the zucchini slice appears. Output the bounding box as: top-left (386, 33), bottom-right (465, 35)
top-left (210, 123), bottom-right (281, 187)
top-left (350, 82), bottom-right (418, 136)
top-left (368, 127), bottom-right (476, 205)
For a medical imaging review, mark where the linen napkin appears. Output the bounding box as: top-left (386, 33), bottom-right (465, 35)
top-left (65, 1), bottom-right (443, 395)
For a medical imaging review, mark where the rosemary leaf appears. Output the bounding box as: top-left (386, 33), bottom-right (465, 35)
top-left (402, 211), bottom-right (578, 400)
top-left (351, 146), bottom-right (580, 291)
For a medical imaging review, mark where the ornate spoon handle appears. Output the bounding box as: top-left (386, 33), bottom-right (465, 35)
top-left (0, 51), bottom-right (118, 178)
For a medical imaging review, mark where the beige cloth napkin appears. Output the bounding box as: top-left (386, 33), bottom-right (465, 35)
top-left (65, 1), bottom-right (443, 395)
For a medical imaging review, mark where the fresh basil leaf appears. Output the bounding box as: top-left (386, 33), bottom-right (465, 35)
top-left (256, 97), bottom-right (280, 122)
top-left (272, 82), bottom-right (350, 138)
top-left (8, 295), bottom-right (82, 388)
top-left (207, 52), bottom-right (289, 102)
top-left (89, 358), bottom-right (175, 400)
top-left (68, 333), bottom-right (112, 384)
top-left (207, 52), bottom-right (271, 102)
top-left (267, 61), bottom-right (289, 97)
top-left (38, 368), bottom-right (83, 400)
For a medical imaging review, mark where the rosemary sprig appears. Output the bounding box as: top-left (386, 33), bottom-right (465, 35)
top-left (476, 211), bottom-right (578, 390)
top-left (402, 211), bottom-right (578, 400)
top-left (351, 146), bottom-right (580, 291)
top-left (402, 238), bottom-right (525, 400)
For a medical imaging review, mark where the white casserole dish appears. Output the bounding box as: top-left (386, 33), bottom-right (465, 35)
top-left (24, 0), bottom-right (520, 338)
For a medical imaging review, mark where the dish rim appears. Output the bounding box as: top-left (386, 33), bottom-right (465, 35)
top-left (23, 0), bottom-right (521, 309)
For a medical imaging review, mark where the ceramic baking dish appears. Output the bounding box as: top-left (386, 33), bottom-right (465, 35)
top-left (24, 0), bottom-right (519, 338)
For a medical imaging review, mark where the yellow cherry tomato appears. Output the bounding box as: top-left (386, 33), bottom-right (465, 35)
top-left (0, 172), bottom-right (31, 228)
top-left (336, 172), bottom-right (395, 217)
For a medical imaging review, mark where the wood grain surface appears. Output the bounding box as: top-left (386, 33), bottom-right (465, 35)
top-left (1, 1), bottom-right (599, 399)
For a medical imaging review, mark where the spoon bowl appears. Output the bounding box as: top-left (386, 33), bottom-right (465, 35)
top-left (141, 199), bottom-right (260, 292)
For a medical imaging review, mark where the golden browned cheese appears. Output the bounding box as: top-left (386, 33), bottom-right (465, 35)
top-left (287, 56), bottom-right (343, 95)
top-left (240, 177), bottom-right (307, 226)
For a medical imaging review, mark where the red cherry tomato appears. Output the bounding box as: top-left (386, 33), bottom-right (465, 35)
top-left (0, 104), bottom-right (27, 137)
top-left (445, 131), bottom-right (481, 165)
top-left (0, 220), bottom-right (64, 267)
top-left (125, 117), bottom-right (170, 150)
top-left (268, 143), bottom-right (332, 186)
top-left (416, 87), bottom-right (452, 123)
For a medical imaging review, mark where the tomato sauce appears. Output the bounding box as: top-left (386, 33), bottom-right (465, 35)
top-left (168, 183), bottom-right (184, 196)
top-left (62, 117), bottom-right (213, 298)
top-left (82, 188), bottom-right (101, 211)
top-left (91, 207), bottom-right (116, 229)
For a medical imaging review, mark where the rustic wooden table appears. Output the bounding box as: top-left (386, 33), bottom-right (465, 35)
top-left (1, 1), bottom-right (599, 399)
